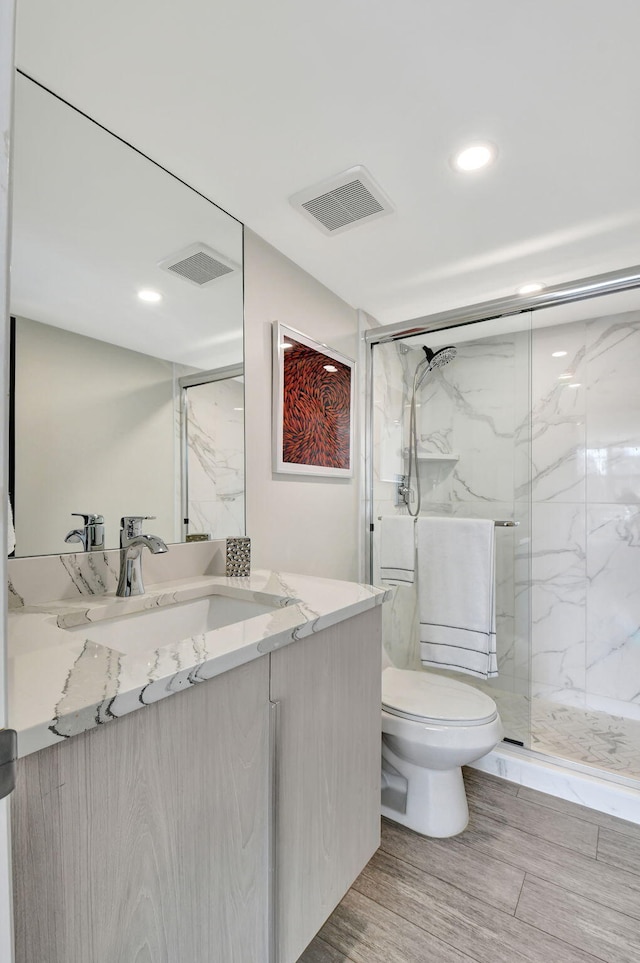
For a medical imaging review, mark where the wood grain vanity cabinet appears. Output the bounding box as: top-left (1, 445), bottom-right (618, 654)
top-left (271, 607), bottom-right (381, 963)
top-left (11, 606), bottom-right (381, 963)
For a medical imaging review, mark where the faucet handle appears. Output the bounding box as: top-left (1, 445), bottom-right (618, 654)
top-left (71, 513), bottom-right (104, 525)
top-left (121, 515), bottom-right (156, 538)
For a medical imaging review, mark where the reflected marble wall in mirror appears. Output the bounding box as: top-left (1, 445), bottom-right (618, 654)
top-left (9, 73), bottom-right (245, 557)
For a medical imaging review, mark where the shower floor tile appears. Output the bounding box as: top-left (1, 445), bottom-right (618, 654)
top-left (474, 683), bottom-right (640, 782)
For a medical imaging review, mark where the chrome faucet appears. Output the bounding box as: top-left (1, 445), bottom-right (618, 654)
top-left (116, 516), bottom-right (168, 597)
top-left (64, 513), bottom-right (105, 552)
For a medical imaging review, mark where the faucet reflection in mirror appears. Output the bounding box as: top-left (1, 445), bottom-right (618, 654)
top-left (117, 516), bottom-right (168, 598)
top-left (64, 513), bottom-right (105, 552)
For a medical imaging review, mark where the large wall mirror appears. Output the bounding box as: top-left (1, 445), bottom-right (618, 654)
top-left (9, 73), bottom-right (245, 557)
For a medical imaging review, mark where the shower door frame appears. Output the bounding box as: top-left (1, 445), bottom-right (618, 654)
top-left (364, 263), bottom-right (640, 582)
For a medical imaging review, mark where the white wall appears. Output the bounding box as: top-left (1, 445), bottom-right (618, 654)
top-left (14, 316), bottom-right (178, 555)
top-left (244, 229), bottom-right (360, 580)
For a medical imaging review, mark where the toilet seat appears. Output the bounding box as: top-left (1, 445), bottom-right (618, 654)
top-left (382, 667), bottom-right (498, 727)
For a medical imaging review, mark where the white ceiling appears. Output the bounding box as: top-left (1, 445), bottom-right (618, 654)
top-left (14, 0), bottom-right (640, 327)
top-left (11, 74), bottom-right (243, 368)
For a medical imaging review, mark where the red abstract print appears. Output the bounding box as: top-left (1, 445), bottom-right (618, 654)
top-left (282, 336), bottom-right (351, 469)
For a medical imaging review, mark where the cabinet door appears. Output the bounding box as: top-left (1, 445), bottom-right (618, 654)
top-left (271, 607), bottom-right (381, 963)
top-left (12, 656), bottom-right (270, 963)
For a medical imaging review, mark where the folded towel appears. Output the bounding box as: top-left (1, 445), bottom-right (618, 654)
top-left (379, 515), bottom-right (415, 585)
top-left (417, 516), bottom-right (497, 679)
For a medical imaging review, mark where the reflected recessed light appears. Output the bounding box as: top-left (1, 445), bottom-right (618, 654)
top-left (233, 407), bottom-right (244, 411)
top-left (568, 383), bottom-right (582, 389)
top-left (451, 142), bottom-right (497, 172)
top-left (138, 289), bottom-right (162, 303)
top-left (558, 373), bottom-right (573, 380)
top-left (281, 342), bottom-right (293, 349)
top-left (552, 351), bottom-right (568, 358)
top-left (323, 364), bottom-right (338, 373)
top-left (518, 282), bottom-right (546, 295)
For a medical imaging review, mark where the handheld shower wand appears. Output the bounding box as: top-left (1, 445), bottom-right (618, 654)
top-left (405, 344), bottom-right (457, 517)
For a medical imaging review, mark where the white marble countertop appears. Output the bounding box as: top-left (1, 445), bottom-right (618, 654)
top-left (8, 569), bottom-right (390, 757)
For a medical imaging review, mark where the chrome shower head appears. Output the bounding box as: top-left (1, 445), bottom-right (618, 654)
top-left (423, 345), bottom-right (457, 370)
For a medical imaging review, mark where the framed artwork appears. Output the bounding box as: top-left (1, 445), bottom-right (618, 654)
top-left (272, 322), bottom-right (355, 477)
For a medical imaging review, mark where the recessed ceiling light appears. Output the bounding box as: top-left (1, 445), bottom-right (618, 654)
top-left (233, 407), bottom-right (244, 411)
top-left (451, 142), bottom-right (496, 172)
top-left (552, 351), bottom-right (568, 358)
top-left (323, 364), bottom-right (338, 373)
top-left (138, 289), bottom-right (162, 303)
top-left (518, 282), bottom-right (546, 295)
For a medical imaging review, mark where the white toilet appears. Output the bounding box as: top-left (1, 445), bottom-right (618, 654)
top-left (381, 667), bottom-right (503, 838)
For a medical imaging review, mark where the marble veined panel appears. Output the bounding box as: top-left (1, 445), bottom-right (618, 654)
top-left (450, 424), bottom-right (514, 503)
top-left (586, 504), bottom-right (640, 710)
top-left (530, 502), bottom-right (587, 692)
top-left (186, 379), bottom-right (244, 503)
top-left (188, 497), bottom-right (244, 539)
top-left (530, 681), bottom-right (586, 709)
top-left (372, 344), bottom-right (412, 485)
top-left (586, 313), bottom-right (640, 504)
top-left (527, 322), bottom-right (586, 503)
top-left (448, 340), bottom-right (516, 503)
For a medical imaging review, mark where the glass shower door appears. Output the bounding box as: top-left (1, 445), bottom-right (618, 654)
top-left (370, 313), bottom-right (532, 747)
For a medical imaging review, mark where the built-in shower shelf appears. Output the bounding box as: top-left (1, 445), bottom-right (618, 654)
top-left (403, 449), bottom-right (460, 462)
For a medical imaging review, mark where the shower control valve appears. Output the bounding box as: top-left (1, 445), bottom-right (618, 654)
top-left (395, 475), bottom-right (414, 507)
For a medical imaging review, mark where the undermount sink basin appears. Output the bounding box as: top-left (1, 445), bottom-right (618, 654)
top-left (63, 593), bottom-right (280, 656)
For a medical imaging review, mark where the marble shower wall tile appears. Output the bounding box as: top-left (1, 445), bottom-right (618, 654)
top-left (527, 321), bottom-right (587, 503)
top-left (586, 504), bottom-right (640, 709)
top-left (530, 681), bottom-right (586, 709)
top-left (186, 377), bottom-right (245, 538)
top-left (372, 336), bottom-right (524, 685)
top-left (443, 338), bottom-right (517, 504)
top-left (373, 307), bottom-right (640, 729)
top-left (586, 312), bottom-right (640, 504)
top-left (371, 343), bottom-right (420, 670)
top-left (513, 500), bottom-right (532, 685)
top-left (530, 502), bottom-right (587, 692)
top-left (372, 343), bottom-right (410, 485)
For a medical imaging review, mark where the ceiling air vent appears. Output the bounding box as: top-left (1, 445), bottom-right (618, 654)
top-left (290, 166), bottom-right (393, 236)
top-left (158, 243), bottom-right (239, 288)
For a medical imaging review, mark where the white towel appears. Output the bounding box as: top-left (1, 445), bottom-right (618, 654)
top-left (379, 516), bottom-right (415, 585)
top-left (417, 516), bottom-right (497, 679)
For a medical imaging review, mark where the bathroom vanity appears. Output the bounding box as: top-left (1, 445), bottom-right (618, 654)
top-left (8, 561), bottom-right (387, 963)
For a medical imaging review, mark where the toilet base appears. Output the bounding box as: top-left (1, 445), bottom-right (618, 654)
top-left (381, 741), bottom-right (469, 838)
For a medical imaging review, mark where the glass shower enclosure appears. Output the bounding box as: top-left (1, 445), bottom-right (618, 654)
top-left (368, 269), bottom-right (640, 786)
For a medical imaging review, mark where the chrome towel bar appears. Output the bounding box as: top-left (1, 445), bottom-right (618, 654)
top-left (376, 516), bottom-right (520, 527)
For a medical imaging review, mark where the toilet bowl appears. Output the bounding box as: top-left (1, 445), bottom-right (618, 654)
top-left (381, 667), bottom-right (503, 838)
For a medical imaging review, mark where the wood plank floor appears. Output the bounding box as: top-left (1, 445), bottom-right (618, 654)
top-left (297, 768), bottom-right (640, 963)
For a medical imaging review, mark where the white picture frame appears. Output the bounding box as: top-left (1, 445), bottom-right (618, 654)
top-left (272, 322), bottom-right (355, 477)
